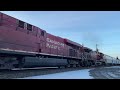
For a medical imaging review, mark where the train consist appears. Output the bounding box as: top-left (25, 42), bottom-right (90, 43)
top-left (0, 12), bottom-right (120, 70)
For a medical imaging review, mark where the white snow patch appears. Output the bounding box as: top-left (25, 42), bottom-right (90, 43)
top-left (19, 69), bottom-right (93, 79)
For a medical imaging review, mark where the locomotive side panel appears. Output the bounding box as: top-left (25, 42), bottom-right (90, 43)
top-left (35, 28), bottom-right (46, 53)
top-left (46, 33), bottom-right (68, 56)
top-left (64, 39), bottom-right (82, 58)
top-left (0, 13), bottom-right (47, 53)
top-left (90, 51), bottom-right (97, 61)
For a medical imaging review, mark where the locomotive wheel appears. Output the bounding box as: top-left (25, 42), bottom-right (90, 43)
top-left (58, 66), bottom-right (65, 69)
top-left (67, 64), bottom-right (71, 68)
top-left (76, 64), bottom-right (80, 67)
top-left (89, 61), bottom-right (92, 67)
top-left (82, 61), bottom-right (86, 67)
top-left (0, 56), bottom-right (18, 70)
top-left (73, 64), bottom-right (76, 68)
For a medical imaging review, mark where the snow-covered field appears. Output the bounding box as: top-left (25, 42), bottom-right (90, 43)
top-left (20, 69), bottom-right (93, 79)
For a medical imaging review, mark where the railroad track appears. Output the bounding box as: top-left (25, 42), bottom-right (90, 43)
top-left (89, 66), bottom-right (120, 79)
top-left (12, 67), bottom-right (59, 71)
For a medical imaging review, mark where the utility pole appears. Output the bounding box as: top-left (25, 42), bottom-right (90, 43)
top-left (96, 44), bottom-right (99, 53)
top-left (82, 43), bottom-right (84, 47)
top-left (117, 56), bottom-right (119, 60)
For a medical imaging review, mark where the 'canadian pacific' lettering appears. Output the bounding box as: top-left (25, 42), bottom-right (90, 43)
top-left (46, 38), bottom-right (64, 50)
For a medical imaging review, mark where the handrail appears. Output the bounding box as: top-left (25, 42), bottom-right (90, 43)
top-left (0, 13), bottom-right (3, 25)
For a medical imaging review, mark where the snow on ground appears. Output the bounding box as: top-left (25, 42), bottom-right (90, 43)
top-left (20, 69), bottom-right (93, 79)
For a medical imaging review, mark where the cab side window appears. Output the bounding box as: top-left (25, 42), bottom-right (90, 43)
top-left (27, 24), bottom-right (32, 31)
top-left (18, 20), bottom-right (25, 28)
top-left (41, 31), bottom-right (44, 36)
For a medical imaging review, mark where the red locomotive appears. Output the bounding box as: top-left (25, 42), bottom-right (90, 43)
top-left (0, 12), bottom-right (119, 70)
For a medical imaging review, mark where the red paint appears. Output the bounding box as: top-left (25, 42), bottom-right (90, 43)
top-left (0, 12), bottom-right (101, 62)
top-left (0, 12), bottom-right (69, 57)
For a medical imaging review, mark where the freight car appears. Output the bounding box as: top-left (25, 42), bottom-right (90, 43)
top-left (103, 55), bottom-right (120, 65)
top-left (0, 12), bottom-right (120, 70)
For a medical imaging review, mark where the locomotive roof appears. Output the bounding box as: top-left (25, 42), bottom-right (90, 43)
top-left (0, 12), bottom-right (46, 32)
top-left (64, 39), bottom-right (82, 47)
